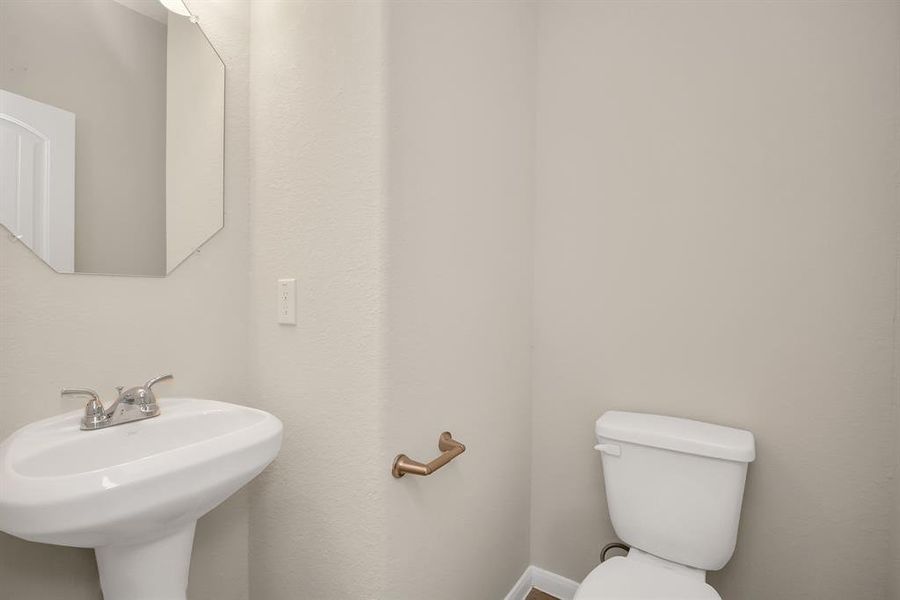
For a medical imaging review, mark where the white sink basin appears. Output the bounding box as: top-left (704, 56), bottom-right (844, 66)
top-left (0, 397), bottom-right (282, 600)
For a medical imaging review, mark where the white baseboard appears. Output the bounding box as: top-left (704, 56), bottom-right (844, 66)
top-left (504, 565), bottom-right (580, 600)
top-left (503, 566), bottom-right (534, 600)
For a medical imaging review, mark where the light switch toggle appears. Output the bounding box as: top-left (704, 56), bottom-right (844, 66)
top-left (278, 279), bottom-right (296, 325)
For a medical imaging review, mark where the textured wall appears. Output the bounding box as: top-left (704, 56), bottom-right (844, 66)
top-left (0, 1), bottom-right (251, 598)
top-left (246, 3), bottom-right (537, 598)
top-left (531, 2), bottom-right (900, 599)
top-left (246, 2), bottom-right (389, 598)
top-left (893, 259), bottom-right (900, 600)
top-left (384, 2), bottom-right (535, 598)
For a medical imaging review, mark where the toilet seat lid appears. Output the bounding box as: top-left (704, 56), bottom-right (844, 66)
top-left (574, 557), bottom-right (721, 600)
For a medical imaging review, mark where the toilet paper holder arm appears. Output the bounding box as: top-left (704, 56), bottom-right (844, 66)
top-left (392, 432), bottom-right (466, 478)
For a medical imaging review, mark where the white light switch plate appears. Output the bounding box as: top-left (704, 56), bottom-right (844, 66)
top-left (278, 279), bottom-right (296, 325)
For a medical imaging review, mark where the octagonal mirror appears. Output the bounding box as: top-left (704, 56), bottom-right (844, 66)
top-left (0, 0), bottom-right (224, 276)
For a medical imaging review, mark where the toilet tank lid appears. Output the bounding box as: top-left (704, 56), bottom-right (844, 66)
top-left (595, 411), bottom-right (756, 463)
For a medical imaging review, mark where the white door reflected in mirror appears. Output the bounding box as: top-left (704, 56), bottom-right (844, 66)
top-left (0, 90), bottom-right (75, 273)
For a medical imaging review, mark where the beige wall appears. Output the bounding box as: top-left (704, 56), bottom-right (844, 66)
top-left (246, 3), bottom-right (536, 598)
top-left (246, 1), bottom-right (390, 597)
top-left (0, 1), bottom-right (250, 598)
top-left (0, 0), bottom-right (167, 276)
top-left (893, 257), bottom-right (900, 600)
top-left (531, 2), bottom-right (900, 599)
top-left (384, 2), bottom-right (535, 598)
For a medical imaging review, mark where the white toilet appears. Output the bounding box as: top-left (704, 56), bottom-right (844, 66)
top-left (574, 411), bottom-right (756, 600)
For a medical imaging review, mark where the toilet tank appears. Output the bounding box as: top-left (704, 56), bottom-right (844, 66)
top-left (595, 411), bottom-right (755, 572)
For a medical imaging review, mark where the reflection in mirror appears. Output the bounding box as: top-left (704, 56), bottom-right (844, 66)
top-left (0, 0), bottom-right (224, 276)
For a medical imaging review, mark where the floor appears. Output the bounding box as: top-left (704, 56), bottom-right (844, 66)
top-left (525, 589), bottom-right (560, 600)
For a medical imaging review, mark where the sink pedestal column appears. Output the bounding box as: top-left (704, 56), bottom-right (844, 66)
top-left (95, 521), bottom-right (196, 600)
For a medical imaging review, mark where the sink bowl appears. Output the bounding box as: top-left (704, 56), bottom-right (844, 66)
top-left (0, 397), bottom-right (282, 600)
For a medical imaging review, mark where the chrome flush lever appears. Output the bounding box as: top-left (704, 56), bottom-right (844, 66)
top-left (594, 443), bottom-right (621, 456)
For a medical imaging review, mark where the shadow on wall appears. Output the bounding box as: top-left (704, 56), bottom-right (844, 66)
top-left (0, 533), bottom-right (100, 600)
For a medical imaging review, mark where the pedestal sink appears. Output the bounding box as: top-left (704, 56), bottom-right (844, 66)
top-left (0, 398), bottom-right (282, 600)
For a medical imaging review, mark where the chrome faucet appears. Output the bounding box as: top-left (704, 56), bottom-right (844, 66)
top-left (61, 374), bottom-right (173, 430)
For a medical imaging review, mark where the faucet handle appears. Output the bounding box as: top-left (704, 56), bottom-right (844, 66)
top-left (61, 387), bottom-right (100, 401)
top-left (61, 388), bottom-right (108, 429)
top-left (144, 374), bottom-right (173, 391)
top-left (138, 374), bottom-right (173, 409)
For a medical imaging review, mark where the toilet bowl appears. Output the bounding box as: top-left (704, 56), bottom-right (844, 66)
top-left (574, 411), bottom-right (755, 599)
top-left (574, 549), bottom-right (720, 600)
